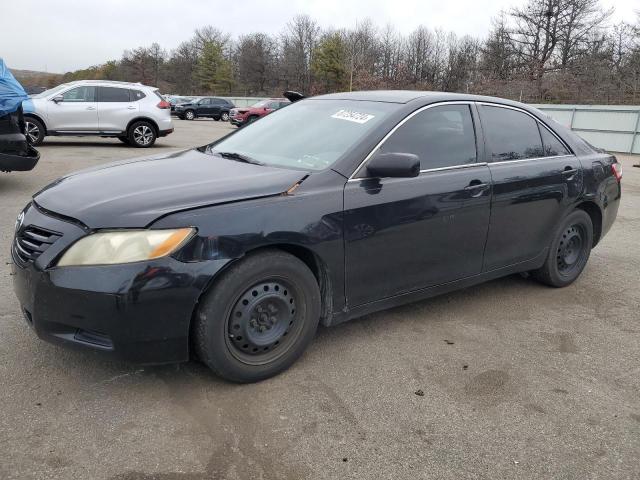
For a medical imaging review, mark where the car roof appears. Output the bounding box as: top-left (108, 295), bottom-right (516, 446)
top-left (311, 90), bottom-right (528, 107)
top-left (65, 80), bottom-right (155, 89)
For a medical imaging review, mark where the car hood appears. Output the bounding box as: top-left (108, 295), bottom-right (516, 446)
top-left (33, 148), bottom-right (307, 228)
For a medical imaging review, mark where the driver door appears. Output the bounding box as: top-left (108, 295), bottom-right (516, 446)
top-left (343, 103), bottom-right (492, 306)
top-left (46, 85), bottom-right (98, 131)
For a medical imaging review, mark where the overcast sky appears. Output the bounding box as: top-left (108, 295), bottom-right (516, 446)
top-left (1, 0), bottom-right (637, 73)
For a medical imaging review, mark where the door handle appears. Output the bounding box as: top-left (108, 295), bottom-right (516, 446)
top-left (562, 167), bottom-right (578, 176)
top-left (464, 181), bottom-right (489, 197)
top-left (127, 106), bottom-right (136, 110)
top-left (86, 106), bottom-right (96, 110)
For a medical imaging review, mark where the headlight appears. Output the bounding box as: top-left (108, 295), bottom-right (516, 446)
top-left (57, 228), bottom-right (195, 267)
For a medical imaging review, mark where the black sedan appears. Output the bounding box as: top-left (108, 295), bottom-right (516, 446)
top-left (11, 91), bottom-right (621, 382)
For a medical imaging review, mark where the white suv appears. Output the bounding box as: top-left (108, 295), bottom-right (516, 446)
top-left (23, 80), bottom-right (174, 148)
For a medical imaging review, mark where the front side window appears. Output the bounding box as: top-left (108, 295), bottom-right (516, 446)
top-left (98, 87), bottom-right (131, 102)
top-left (199, 98), bottom-right (211, 105)
top-left (380, 104), bottom-right (477, 170)
top-left (539, 125), bottom-right (570, 157)
top-left (481, 106), bottom-right (544, 161)
top-left (62, 86), bottom-right (96, 102)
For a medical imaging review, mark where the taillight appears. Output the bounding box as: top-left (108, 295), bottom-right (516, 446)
top-left (611, 162), bottom-right (622, 182)
top-left (156, 100), bottom-right (171, 109)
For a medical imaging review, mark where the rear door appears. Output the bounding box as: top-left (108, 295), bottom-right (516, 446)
top-left (46, 85), bottom-right (98, 131)
top-left (344, 103), bottom-right (492, 306)
top-left (478, 104), bottom-right (582, 270)
top-left (97, 87), bottom-right (138, 132)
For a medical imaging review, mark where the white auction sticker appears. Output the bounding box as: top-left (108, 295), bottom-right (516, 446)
top-left (331, 109), bottom-right (375, 124)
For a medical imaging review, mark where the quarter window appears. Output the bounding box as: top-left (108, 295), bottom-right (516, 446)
top-left (98, 87), bottom-right (131, 102)
top-left (61, 86), bottom-right (96, 102)
top-left (380, 104), bottom-right (477, 170)
top-left (539, 125), bottom-right (570, 156)
top-left (481, 106), bottom-right (544, 161)
top-left (130, 89), bottom-right (146, 101)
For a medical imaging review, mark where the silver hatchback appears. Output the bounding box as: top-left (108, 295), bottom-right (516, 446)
top-left (23, 80), bottom-right (174, 148)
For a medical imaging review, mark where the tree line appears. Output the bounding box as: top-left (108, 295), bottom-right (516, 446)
top-left (24, 0), bottom-right (640, 104)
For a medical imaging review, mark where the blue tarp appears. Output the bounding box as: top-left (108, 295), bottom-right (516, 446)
top-left (0, 58), bottom-right (29, 116)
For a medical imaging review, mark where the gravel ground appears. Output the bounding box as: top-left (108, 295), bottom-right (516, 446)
top-left (1, 119), bottom-right (639, 480)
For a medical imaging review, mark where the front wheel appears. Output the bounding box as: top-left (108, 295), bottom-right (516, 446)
top-left (193, 250), bottom-right (321, 383)
top-left (127, 121), bottom-right (156, 148)
top-left (533, 209), bottom-right (593, 287)
top-left (24, 118), bottom-right (45, 145)
top-left (184, 110), bottom-right (195, 120)
top-left (221, 112), bottom-right (230, 121)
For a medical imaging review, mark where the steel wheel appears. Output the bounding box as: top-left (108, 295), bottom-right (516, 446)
top-left (533, 209), bottom-right (593, 287)
top-left (133, 125), bottom-right (153, 146)
top-left (556, 224), bottom-right (586, 276)
top-left (225, 279), bottom-right (302, 365)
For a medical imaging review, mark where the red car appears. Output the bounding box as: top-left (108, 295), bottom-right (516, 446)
top-left (229, 98), bottom-right (290, 127)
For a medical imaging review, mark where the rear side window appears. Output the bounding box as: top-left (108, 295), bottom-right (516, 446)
top-left (62, 86), bottom-right (96, 102)
top-left (98, 87), bottom-right (131, 102)
top-left (481, 106), bottom-right (544, 161)
top-left (539, 125), bottom-right (570, 156)
top-left (130, 89), bottom-right (146, 101)
top-left (380, 104), bottom-right (477, 170)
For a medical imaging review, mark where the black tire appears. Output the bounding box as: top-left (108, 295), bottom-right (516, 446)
top-left (117, 136), bottom-right (130, 144)
top-left (127, 121), bottom-right (156, 148)
top-left (221, 112), bottom-right (230, 122)
top-left (24, 117), bottom-right (45, 146)
top-left (194, 250), bottom-right (321, 383)
top-left (247, 115), bottom-right (259, 125)
top-left (184, 110), bottom-right (196, 120)
top-left (533, 209), bottom-right (593, 287)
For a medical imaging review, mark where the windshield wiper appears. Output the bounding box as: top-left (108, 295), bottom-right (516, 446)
top-left (215, 151), bottom-right (265, 166)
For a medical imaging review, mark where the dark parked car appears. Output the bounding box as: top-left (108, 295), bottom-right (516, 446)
top-left (0, 58), bottom-right (39, 172)
top-left (229, 98), bottom-right (290, 127)
top-left (175, 97), bottom-right (235, 121)
top-left (0, 106), bottom-right (39, 172)
top-left (167, 96), bottom-right (196, 114)
top-left (12, 91), bottom-right (621, 383)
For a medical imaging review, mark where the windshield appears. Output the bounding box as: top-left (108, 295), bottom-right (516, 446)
top-left (30, 84), bottom-right (68, 99)
top-left (209, 99), bottom-right (397, 171)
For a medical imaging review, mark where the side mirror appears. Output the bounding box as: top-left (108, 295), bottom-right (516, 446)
top-left (52, 95), bottom-right (64, 103)
top-left (366, 152), bottom-right (420, 178)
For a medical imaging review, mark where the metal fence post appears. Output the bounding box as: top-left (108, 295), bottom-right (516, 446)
top-left (631, 110), bottom-right (640, 154)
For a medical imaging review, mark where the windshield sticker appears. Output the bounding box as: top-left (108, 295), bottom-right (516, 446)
top-left (331, 109), bottom-right (375, 124)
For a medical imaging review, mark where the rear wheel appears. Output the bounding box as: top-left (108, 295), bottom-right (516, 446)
top-left (533, 209), bottom-right (593, 287)
top-left (127, 121), bottom-right (156, 148)
top-left (193, 250), bottom-right (321, 383)
top-left (24, 117), bottom-right (45, 145)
